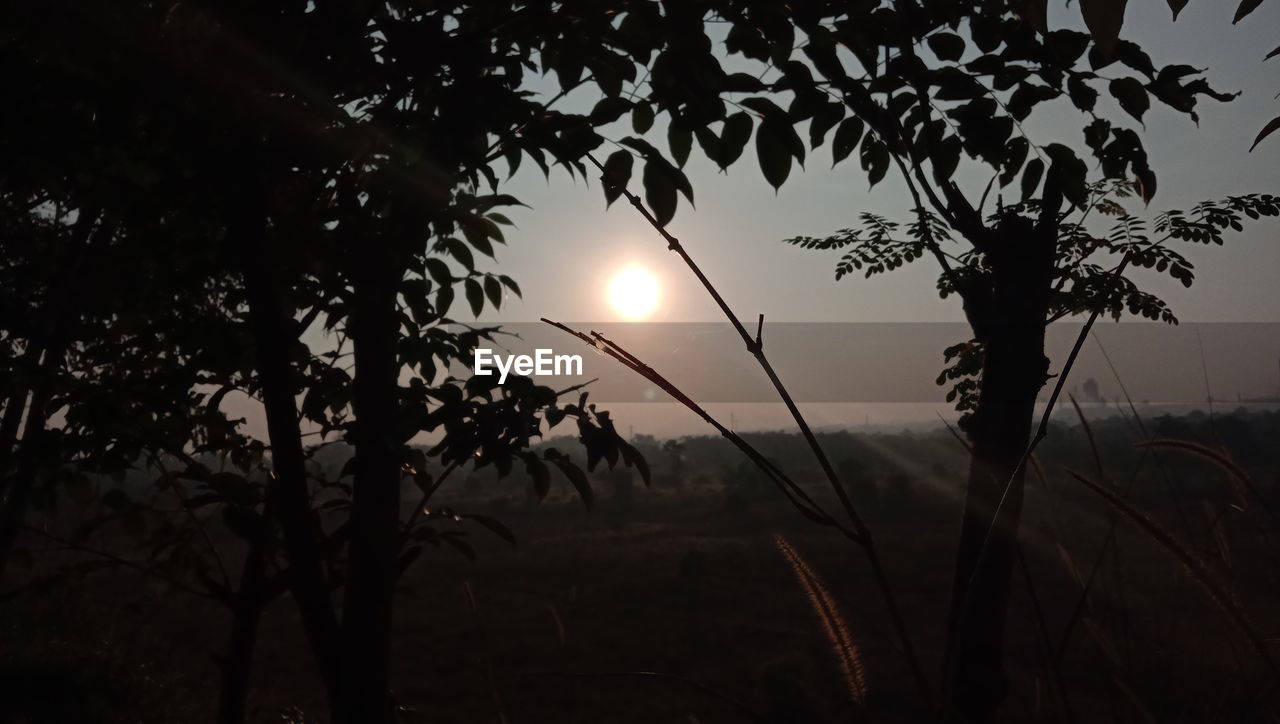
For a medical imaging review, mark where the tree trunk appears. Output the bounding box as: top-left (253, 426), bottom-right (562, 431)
top-left (0, 344), bottom-right (40, 494)
top-left (943, 217), bottom-right (1055, 722)
top-left (236, 208), bottom-right (342, 698)
top-left (335, 245), bottom-right (403, 724)
top-left (216, 533), bottom-right (269, 724)
top-left (0, 209), bottom-right (100, 580)
top-left (0, 341), bottom-right (70, 581)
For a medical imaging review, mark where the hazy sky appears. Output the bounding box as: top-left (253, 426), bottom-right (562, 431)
top-left (471, 2), bottom-right (1280, 327)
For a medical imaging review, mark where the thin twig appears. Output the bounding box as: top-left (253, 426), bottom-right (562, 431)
top-left (555, 153), bottom-right (935, 702)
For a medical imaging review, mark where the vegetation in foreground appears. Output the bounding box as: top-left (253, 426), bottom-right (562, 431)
top-left (3, 407), bottom-right (1278, 722)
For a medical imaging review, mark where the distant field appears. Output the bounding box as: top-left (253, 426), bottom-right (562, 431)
top-left (3, 410), bottom-right (1278, 722)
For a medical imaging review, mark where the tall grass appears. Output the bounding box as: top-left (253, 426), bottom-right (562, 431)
top-left (1064, 470), bottom-right (1276, 673)
top-left (773, 534), bottom-right (867, 708)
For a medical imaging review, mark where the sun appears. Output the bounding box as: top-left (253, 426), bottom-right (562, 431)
top-left (607, 266), bottom-right (660, 320)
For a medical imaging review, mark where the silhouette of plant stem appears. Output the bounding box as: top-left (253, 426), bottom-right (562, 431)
top-left (1135, 439), bottom-right (1271, 518)
top-left (1092, 333), bottom-right (1194, 537)
top-left (584, 152), bottom-right (871, 541)
top-left (1015, 544), bottom-right (1078, 724)
top-left (1067, 395), bottom-right (1134, 662)
top-left (541, 322), bottom-right (853, 539)
top-left (1064, 469), bottom-right (1277, 673)
top-left (544, 152), bottom-right (933, 703)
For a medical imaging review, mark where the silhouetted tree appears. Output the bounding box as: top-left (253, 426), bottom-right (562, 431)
top-left (2, 3), bottom-right (657, 722)
top-left (550, 2), bottom-right (1278, 719)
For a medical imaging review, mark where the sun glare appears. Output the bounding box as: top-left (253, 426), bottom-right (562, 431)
top-left (607, 266), bottom-right (660, 320)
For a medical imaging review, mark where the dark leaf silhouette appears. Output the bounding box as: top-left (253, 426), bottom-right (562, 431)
top-left (602, 150), bottom-right (634, 206)
top-left (1249, 115), bottom-right (1280, 151)
top-left (1233, 0), bottom-right (1265, 23)
top-left (1081, 0), bottom-right (1129, 57)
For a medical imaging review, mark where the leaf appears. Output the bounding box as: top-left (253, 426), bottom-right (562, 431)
top-left (668, 123), bottom-right (692, 168)
top-left (619, 440), bottom-right (651, 485)
top-left (484, 275), bottom-right (502, 309)
top-left (439, 535), bottom-right (476, 561)
top-left (398, 545), bottom-right (425, 573)
top-left (831, 117), bottom-right (864, 166)
top-left (632, 103), bottom-right (655, 133)
top-left (464, 277), bottom-right (484, 317)
top-left (465, 514), bottom-right (517, 547)
top-left (741, 96), bottom-right (787, 119)
top-left (1067, 75), bottom-right (1098, 112)
top-left (1080, 0), bottom-right (1128, 58)
top-left (425, 258), bottom-right (452, 287)
top-left (551, 457), bottom-right (593, 510)
top-left (1000, 137), bottom-right (1029, 187)
top-left (927, 33), bottom-right (966, 62)
top-left (589, 97), bottom-right (632, 125)
top-left (1249, 115), bottom-right (1280, 151)
top-left (859, 134), bottom-right (889, 188)
top-left (1134, 166), bottom-right (1157, 204)
top-left (435, 285), bottom-right (454, 317)
top-left (808, 102), bottom-right (844, 148)
top-left (719, 112), bottom-right (753, 169)
top-left (498, 274), bottom-right (521, 297)
top-left (1021, 158), bottom-right (1045, 201)
top-left (1167, 0), bottom-right (1190, 20)
top-left (444, 237), bottom-right (474, 270)
top-left (933, 136), bottom-right (962, 182)
top-left (523, 454), bottom-right (550, 500)
top-left (694, 126), bottom-right (720, 161)
top-left (642, 157), bottom-right (678, 227)
top-left (601, 150), bottom-right (633, 206)
top-left (756, 118), bottom-right (793, 190)
top-left (1021, 0), bottom-right (1049, 32)
top-left (1233, 0), bottom-right (1264, 23)
top-left (403, 278), bottom-right (434, 323)
top-left (1109, 77), bottom-right (1149, 122)
top-left (1044, 143), bottom-right (1090, 207)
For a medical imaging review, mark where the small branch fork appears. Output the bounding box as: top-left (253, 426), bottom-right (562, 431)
top-left (543, 153), bottom-right (935, 703)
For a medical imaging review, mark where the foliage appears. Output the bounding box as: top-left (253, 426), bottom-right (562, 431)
top-left (2, 2), bottom-right (668, 718)
top-left (1070, 0), bottom-right (1280, 151)
top-left (787, 183), bottom-right (1279, 418)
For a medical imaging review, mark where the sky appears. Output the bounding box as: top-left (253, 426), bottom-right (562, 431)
top-left (471, 1), bottom-right (1280, 328)
top-left (430, 3), bottom-right (1280, 436)
top-left (276, 3), bottom-right (1280, 439)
